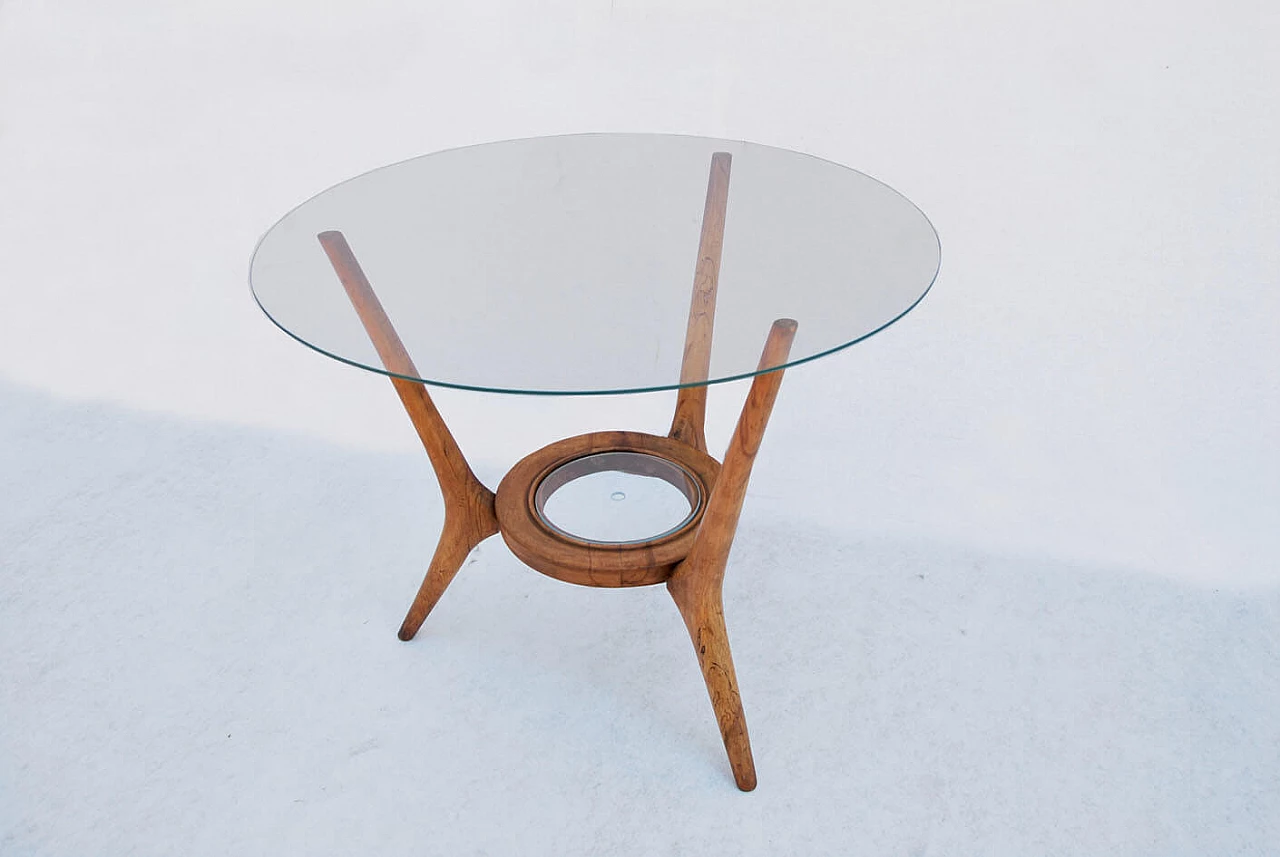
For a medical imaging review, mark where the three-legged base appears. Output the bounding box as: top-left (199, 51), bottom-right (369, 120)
top-left (317, 151), bottom-right (795, 790)
top-left (396, 327), bottom-right (791, 793)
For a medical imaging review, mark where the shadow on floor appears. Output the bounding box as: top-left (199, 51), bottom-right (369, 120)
top-left (2, 380), bottom-right (1276, 856)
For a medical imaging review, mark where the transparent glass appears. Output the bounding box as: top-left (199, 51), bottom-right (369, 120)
top-left (249, 134), bottom-right (940, 395)
top-left (534, 452), bottom-right (701, 544)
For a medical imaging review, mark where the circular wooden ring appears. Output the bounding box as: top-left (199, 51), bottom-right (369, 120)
top-left (495, 431), bottom-right (720, 587)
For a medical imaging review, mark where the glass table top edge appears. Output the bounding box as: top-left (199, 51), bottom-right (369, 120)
top-left (248, 262), bottom-right (940, 397)
top-left (247, 132), bottom-right (942, 396)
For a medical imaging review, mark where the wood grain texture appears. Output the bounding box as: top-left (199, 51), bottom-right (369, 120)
top-left (669, 152), bottom-right (732, 453)
top-left (667, 318), bottom-right (798, 791)
top-left (318, 231), bottom-right (498, 641)
top-left (317, 225), bottom-right (797, 791)
top-left (495, 431), bottom-right (720, 587)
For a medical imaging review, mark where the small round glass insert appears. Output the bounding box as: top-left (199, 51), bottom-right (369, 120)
top-left (535, 452), bottom-right (702, 545)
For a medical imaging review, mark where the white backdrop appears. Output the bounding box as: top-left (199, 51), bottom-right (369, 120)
top-left (2, 1), bottom-right (1277, 854)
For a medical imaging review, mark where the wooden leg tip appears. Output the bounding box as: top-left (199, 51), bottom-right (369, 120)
top-left (731, 753), bottom-right (758, 791)
top-left (397, 621), bottom-right (419, 641)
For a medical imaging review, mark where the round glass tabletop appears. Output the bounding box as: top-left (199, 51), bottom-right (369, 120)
top-left (249, 134), bottom-right (939, 395)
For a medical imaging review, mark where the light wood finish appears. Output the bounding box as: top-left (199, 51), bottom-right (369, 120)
top-left (495, 431), bottom-right (720, 587)
top-left (312, 158), bottom-right (797, 791)
top-left (317, 231), bottom-right (499, 641)
top-left (669, 151), bottom-right (732, 453)
top-left (667, 318), bottom-right (798, 792)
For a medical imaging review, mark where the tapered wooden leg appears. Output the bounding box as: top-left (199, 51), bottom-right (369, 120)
top-left (667, 318), bottom-right (797, 791)
top-left (667, 577), bottom-right (758, 790)
top-left (669, 152), bottom-right (732, 453)
top-left (318, 231), bottom-right (499, 640)
top-left (398, 505), bottom-right (492, 641)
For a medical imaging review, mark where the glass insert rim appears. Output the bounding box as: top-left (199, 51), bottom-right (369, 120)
top-left (533, 450), bottom-right (703, 545)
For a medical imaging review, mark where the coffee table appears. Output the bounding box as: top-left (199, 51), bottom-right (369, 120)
top-left (249, 134), bottom-right (940, 790)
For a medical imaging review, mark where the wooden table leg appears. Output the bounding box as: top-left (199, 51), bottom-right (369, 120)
top-left (667, 318), bottom-right (797, 791)
top-left (318, 231), bottom-right (499, 640)
top-left (669, 151), bottom-right (732, 453)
